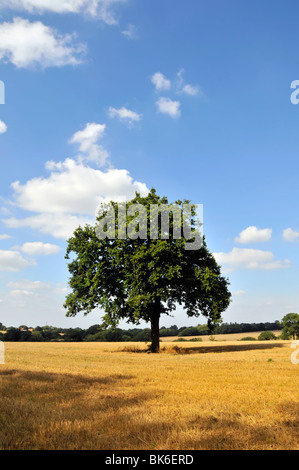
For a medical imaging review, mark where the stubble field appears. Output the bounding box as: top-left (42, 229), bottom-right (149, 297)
top-left (0, 338), bottom-right (298, 450)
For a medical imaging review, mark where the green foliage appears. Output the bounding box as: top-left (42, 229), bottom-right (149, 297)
top-left (30, 331), bottom-right (44, 342)
top-left (258, 331), bottom-right (277, 341)
top-left (281, 313), bottom-right (299, 340)
top-left (64, 189), bottom-right (231, 352)
top-left (178, 326), bottom-right (201, 337)
top-left (240, 337), bottom-right (257, 341)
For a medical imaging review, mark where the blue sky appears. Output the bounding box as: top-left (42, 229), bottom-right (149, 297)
top-left (0, 0), bottom-right (299, 329)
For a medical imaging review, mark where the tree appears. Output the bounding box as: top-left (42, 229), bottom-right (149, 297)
top-left (258, 331), bottom-right (277, 341)
top-left (64, 189), bottom-right (231, 352)
top-left (281, 313), bottom-right (299, 340)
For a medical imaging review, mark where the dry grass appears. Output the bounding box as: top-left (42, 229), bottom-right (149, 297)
top-left (0, 340), bottom-right (298, 450)
top-left (160, 330), bottom-right (281, 342)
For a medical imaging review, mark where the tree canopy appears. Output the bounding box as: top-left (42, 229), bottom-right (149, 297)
top-left (281, 313), bottom-right (299, 340)
top-left (64, 189), bottom-right (231, 352)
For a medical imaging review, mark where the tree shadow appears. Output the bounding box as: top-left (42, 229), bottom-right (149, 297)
top-left (0, 368), bottom-right (297, 450)
top-left (118, 342), bottom-right (287, 354)
top-left (179, 342), bottom-right (287, 354)
top-left (0, 368), bottom-right (153, 450)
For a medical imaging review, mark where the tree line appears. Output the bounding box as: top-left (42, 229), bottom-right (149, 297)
top-left (0, 320), bottom-right (283, 343)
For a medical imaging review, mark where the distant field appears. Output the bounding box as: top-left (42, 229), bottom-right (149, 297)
top-left (0, 338), bottom-right (298, 450)
top-left (160, 330), bottom-right (282, 342)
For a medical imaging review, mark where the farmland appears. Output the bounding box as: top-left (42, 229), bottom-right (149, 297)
top-left (0, 337), bottom-right (298, 450)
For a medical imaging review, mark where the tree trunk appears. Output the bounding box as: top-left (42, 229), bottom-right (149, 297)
top-left (150, 302), bottom-right (160, 353)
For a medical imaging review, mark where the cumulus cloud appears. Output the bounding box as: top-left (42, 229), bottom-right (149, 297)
top-left (283, 228), bottom-right (299, 242)
top-left (10, 157), bottom-right (148, 215)
top-left (213, 247), bottom-right (291, 272)
top-left (156, 97), bottom-right (181, 118)
top-left (3, 123), bottom-right (149, 239)
top-left (0, 17), bottom-right (86, 69)
top-left (70, 123), bottom-right (109, 166)
top-left (151, 72), bottom-right (171, 91)
top-left (181, 84), bottom-right (199, 96)
top-left (5, 213), bottom-right (92, 240)
top-left (20, 242), bottom-right (61, 256)
top-left (0, 120), bottom-right (7, 134)
top-left (235, 226), bottom-right (272, 244)
top-left (0, 249), bottom-right (35, 272)
top-left (4, 155), bottom-right (149, 239)
top-left (0, 0), bottom-right (127, 24)
top-left (108, 106), bottom-right (142, 125)
top-left (176, 69), bottom-right (200, 96)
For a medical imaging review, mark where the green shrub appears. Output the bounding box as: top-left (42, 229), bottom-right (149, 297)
top-left (240, 336), bottom-right (257, 341)
top-left (258, 331), bottom-right (276, 341)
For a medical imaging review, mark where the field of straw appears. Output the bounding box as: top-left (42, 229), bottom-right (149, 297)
top-left (0, 337), bottom-right (298, 450)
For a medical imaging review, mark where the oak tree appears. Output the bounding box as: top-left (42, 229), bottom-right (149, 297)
top-left (64, 189), bottom-right (231, 352)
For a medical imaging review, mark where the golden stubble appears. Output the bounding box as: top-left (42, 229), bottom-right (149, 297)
top-left (0, 340), bottom-right (298, 450)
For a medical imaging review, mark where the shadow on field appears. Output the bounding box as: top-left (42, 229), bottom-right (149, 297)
top-left (178, 342), bottom-right (287, 354)
top-left (0, 368), bottom-right (297, 450)
top-left (120, 342), bottom-right (287, 355)
top-left (0, 368), bottom-right (154, 450)
top-left (179, 407), bottom-right (299, 450)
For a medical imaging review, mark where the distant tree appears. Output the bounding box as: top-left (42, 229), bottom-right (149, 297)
top-left (19, 325), bottom-right (28, 331)
top-left (178, 326), bottom-right (200, 337)
top-left (134, 328), bottom-right (151, 342)
top-left (281, 313), bottom-right (299, 340)
top-left (20, 330), bottom-right (32, 342)
top-left (258, 331), bottom-right (276, 341)
top-left (83, 324), bottom-right (101, 339)
top-left (159, 325), bottom-right (179, 337)
top-left (197, 324), bottom-right (210, 335)
top-left (63, 328), bottom-right (84, 342)
top-left (64, 190), bottom-right (231, 353)
top-left (30, 331), bottom-right (44, 342)
top-left (4, 328), bottom-right (21, 342)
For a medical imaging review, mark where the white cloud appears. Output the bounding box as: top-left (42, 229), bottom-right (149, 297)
top-left (182, 84), bottom-right (199, 96)
top-left (108, 106), bottom-right (142, 125)
top-left (5, 213), bottom-right (92, 240)
top-left (7, 279), bottom-right (67, 294)
top-left (156, 97), bottom-right (181, 118)
top-left (235, 226), bottom-right (272, 244)
top-left (70, 123), bottom-right (109, 166)
top-left (283, 228), bottom-right (299, 242)
top-left (0, 234), bottom-right (11, 240)
top-left (0, 17), bottom-right (86, 69)
top-left (213, 247), bottom-right (291, 272)
top-left (232, 290), bottom-right (246, 297)
top-left (0, 0), bottom-right (127, 24)
top-left (0, 120), bottom-right (7, 134)
top-left (0, 249), bottom-right (35, 272)
top-left (8, 289), bottom-right (34, 297)
top-left (20, 242), bottom-right (61, 256)
top-left (3, 124), bottom-right (149, 240)
top-left (151, 72), bottom-right (171, 91)
top-left (176, 69), bottom-right (199, 96)
top-left (4, 155), bottom-right (149, 239)
top-left (8, 279), bottom-right (50, 291)
top-left (10, 157), bottom-right (148, 216)
top-left (121, 24), bottom-right (137, 39)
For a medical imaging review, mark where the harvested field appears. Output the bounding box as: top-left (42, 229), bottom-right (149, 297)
top-left (0, 339), bottom-right (298, 450)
